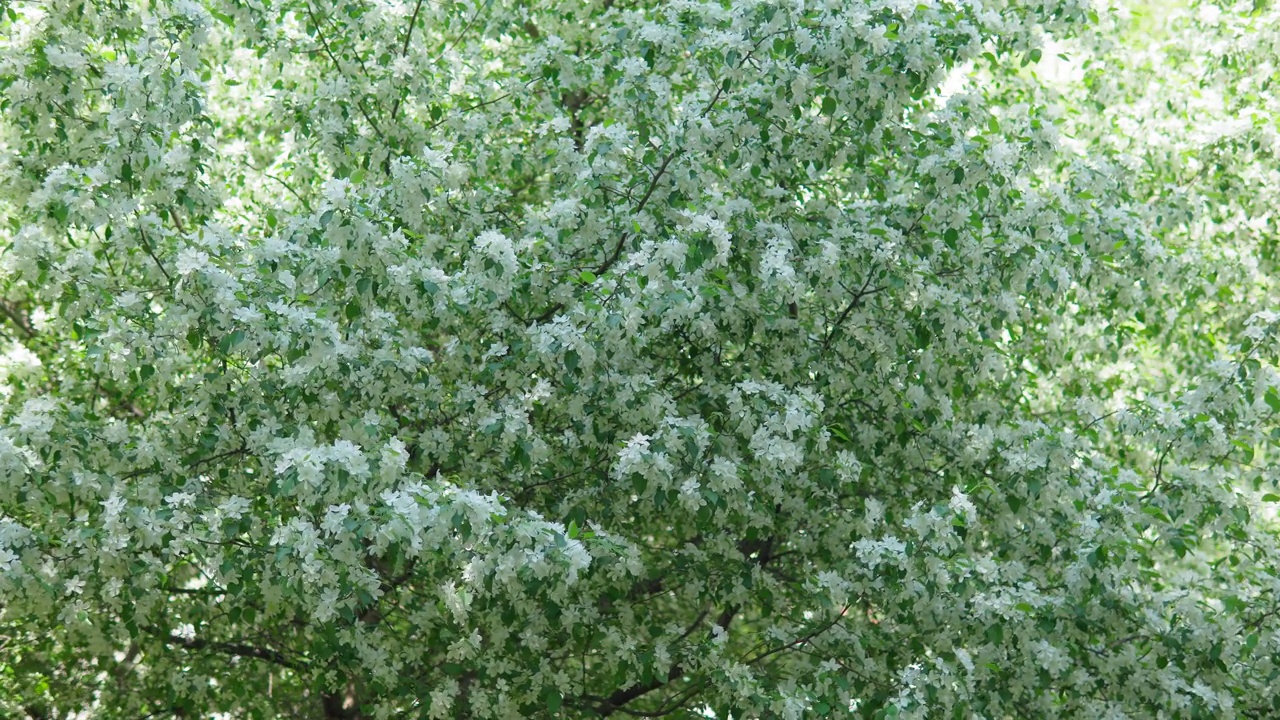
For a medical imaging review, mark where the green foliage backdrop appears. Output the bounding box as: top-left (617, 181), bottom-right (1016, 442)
top-left (2, 0), bottom-right (1280, 717)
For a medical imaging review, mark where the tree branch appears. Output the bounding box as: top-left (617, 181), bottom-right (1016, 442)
top-left (136, 226), bottom-right (173, 286)
top-left (151, 628), bottom-right (306, 671)
top-left (596, 664), bottom-right (684, 717)
top-left (531, 149), bottom-right (680, 325)
top-left (389, 0), bottom-right (426, 122)
top-left (304, 2), bottom-right (386, 141)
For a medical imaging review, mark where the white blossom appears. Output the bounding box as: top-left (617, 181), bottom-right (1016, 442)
top-left (2, 0), bottom-right (1279, 715)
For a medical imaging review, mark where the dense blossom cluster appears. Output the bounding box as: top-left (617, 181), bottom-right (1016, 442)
top-left (2, 0), bottom-right (1280, 717)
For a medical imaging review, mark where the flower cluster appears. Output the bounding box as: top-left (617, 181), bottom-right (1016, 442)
top-left (2, 0), bottom-right (1280, 717)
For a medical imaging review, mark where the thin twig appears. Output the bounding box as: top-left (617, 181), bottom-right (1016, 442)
top-left (264, 173), bottom-right (313, 213)
top-left (389, 0), bottom-right (426, 121)
top-left (136, 227), bottom-right (173, 285)
top-left (821, 272), bottom-right (883, 351)
top-left (148, 627), bottom-right (305, 671)
top-left (530, 149), bottom-right (680, 325)
top-left (304, 2), bottom-right (386, 140)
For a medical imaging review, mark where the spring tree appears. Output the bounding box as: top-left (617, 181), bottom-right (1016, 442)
top-left (3, 0), bottom-right (1280, 717)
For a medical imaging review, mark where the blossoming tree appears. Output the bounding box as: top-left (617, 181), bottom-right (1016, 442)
top-left (2, 0), bottom-right (1280, 717)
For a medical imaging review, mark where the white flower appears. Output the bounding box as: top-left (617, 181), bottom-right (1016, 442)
top-left (101, 493), bottom-right (125, 519)
top-left (175, 248), bottom-right (209, 275)
top-left (219, 496), bottom-right (250, 520)
top-left (13, 398), bottom-right (56, 440)
top-left (678, 477), bottom-right (705, 512)
top-left (322, 504), bottom-right (351, 535)
top-left (329, 440), bottom-right (369, 478)
top-left (65, 576), bottom-right (86, 596)
top-left (322, 178), bottom-right (351, 206)
top-left (315, 586), bottom-right (341, 623)
top-left (44, 45), bottom-right (88, 71)
top-left (473, 230), bottom-right (518, 277)
top-left (618, 433), bottom-right (651, 470)
top-left (1033, 640), bottom-right (1071, 677)
top-left (165, 492), bottom-right (196, 508)
top-left (949, 487), bottom-right (977, 524)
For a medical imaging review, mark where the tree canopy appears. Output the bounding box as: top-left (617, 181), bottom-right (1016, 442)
top-left (2, 0), bottom-right (1280, 717)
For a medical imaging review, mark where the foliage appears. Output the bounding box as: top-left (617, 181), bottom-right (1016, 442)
top-left (1, 0), bottom-right (1279, 717)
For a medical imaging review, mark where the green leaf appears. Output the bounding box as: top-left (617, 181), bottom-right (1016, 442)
top-left (1141, 506), bottom-right (1169, 523)
top-left (1266, 388), bottom-right (1280, 413)
top-left (943, 228), bottom-right (960, 249)
top-left (218, 330), bottom-right (246, 354)
top-left (821, 96), bottom-right (837, 116)
top-left (828, 424), bottom-right (851, 443)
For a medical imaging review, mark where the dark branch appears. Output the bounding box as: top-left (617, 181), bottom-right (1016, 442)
top-left (389, 0), bottom-right (426, 121)
top-left (304, 2), bottom-right (386, 140)
top-left (531, 149), bottom-right (680, 325)
top-left (136, 226), bottom-right (173, 285)
top-left (596, 665), bottom-right (684, 717)
top-left (151, 628), bottom-right (305, 671)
